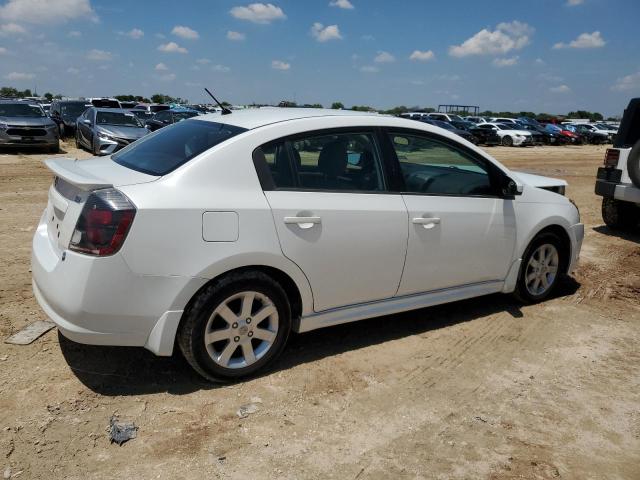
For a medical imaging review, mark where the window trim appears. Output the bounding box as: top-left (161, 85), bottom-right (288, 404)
top-left (381, 127), bottom-right (507, 198)
top-left (253, 127), bottom-right (393, 194)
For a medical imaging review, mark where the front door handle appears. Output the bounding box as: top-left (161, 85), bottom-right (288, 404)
top-left (412, 217), bottom-right (441, 229)
top-left (284, 216), bottom-right (322, 229)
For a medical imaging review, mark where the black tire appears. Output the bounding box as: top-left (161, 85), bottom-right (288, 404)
top-left (177, 271), bottom-right (292, 382)
top-left (75, 131), bottom-right (81, 150)
top-left (514, 232), bottom-right (566, 304)
top-left (58, 124), bottom-right (65, 138)
top-left (48, 143), bottom-right (60, 154)
top-left (601, 198), bottom-right (639, 231)
top-left (502, 135), bottom-right (513, 147)
top-left (627, 140), bottom-right (640, 188)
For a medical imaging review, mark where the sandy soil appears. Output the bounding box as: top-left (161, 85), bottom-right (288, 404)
top-left (0, 141), bottom-right (639, 480)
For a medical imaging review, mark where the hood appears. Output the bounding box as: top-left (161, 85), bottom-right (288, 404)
top-left (0, 116), bottom-right (55, 127)
top-left (97, 125), bottom-right (148, 139)
top-left (511, 171), bottom-right (567, 189)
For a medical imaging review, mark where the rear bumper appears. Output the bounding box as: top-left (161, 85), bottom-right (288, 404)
top-left (595, 168), bottom-right (640, 203)
top-left (31, 211), bottom-right (206, 355)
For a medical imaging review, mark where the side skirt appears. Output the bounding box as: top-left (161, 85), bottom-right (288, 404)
top-left (298, 280), bottom-right (504, 333)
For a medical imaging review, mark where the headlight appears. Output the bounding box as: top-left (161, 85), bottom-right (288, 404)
top-left (97, 131), bottom-right (115, 141)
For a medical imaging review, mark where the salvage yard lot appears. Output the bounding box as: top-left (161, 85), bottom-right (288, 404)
top-left (0, 142), bottom-right (639, 479)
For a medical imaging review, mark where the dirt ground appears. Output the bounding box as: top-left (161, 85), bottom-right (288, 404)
top-left (0, 140), bottom-right (639, 480)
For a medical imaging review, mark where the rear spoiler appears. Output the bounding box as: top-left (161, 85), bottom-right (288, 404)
top-left (44, 158), bottom-right (112, 191)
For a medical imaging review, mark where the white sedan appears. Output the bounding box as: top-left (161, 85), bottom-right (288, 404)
top-left (477, 122), bottom-right (533, 147)
top-left (32, 108), bottom-right (583, 381)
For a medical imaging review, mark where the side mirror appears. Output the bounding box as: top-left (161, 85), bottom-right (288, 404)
top-left (502, 176), bottom-right (523, 197)
top-left (83, 119), bottom-right (92, 125)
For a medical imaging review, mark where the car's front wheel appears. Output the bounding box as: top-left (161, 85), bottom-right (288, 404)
top-left (502, 135), bottom-right (514, 147)
top-left (515, 232), bottom-right (565, 303)
top-left (178, 271), bottom-right (291, 382)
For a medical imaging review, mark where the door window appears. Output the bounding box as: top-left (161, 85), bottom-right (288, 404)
top-left (389, 132), bottom-right (495, 196)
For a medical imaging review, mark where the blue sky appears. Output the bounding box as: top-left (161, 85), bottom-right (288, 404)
top-left (0, 0), bottom-right (638, 115)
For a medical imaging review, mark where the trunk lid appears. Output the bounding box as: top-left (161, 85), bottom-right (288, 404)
top-left (44, 157), bottom-right (158, 251)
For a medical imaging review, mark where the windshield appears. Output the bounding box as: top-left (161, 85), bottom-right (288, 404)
top-left (96, 111), bottom-right (143, 127)
top-left (173, 111), bottom-right (199, 121)
top-left (0, 103), bottom-right (45, 117)
top-left (129, 110), bottom-right (152, 120)
top-left (434, 120), bottom-right (455, 130)
top-left (112, 120), bottom-right (247, 176)
top-left (61, 103), bottom-right (90, 117)
top-left (449, 115), bottom-right (464, 121)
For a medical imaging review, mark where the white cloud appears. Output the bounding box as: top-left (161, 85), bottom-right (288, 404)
top-left (374, 51), bottom-right (395, 63)
top-left (227, 30), bottom-right (245, 41)
top-left (212, 64), bottom-right (231, 72)
top-left (535, 57), bottom-right (545, 65)
top-left (492, 55), bottom-right (519, 67)
top-left (0, 22), bottom-right (26, 36)
top-left (4, 71), bottom-right (34, 80)
top-left (67, 30), bottom-right (81, 37)
top-left (66, 66), bottom-right (79, 74)
top-left (158, 41), bottom-right (188, 54)
top-left (310, 22), bottom-right (342, 42)
top-left (86, 48), bottom-right (113, 61)
top-left (449, 20), bottom-right (533, 57)
top-left (196, 58), bottom-right (211, 64)
top-left (361, 34), bottom-right (374, 41)
top-left (230, 3), bottom-right (286, 24)
top-left (172, 25), bottom-right (199, 40)
top-left (271, 59), bottom-right (290, 70)
top-left (611, 71), bottom-right (640, 92)
top-left (360, 65), bottom-right (379, 73)
top-left (329, 0), bottom-right (354, 9)
top-left (549, 84), bottom-right (571, 93)
top-left (0, 46), bottom-right (7, 54)
top-left (124, 28), bottom-right (143, 39)
top-left (155, 62), bottom-right (168, 71)
top-left (566, 0), bottom-right (584, 5)
top-left (0, 0), bottom-right (97, 24)
top-left (409, 49), bottom-right (435, 62)
top-left (553, 31), bottom-right (605, 49)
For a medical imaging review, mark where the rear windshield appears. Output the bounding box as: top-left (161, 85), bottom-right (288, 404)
top-left (61, 103), bottom-right (90, 117)
top-left (0, 103), bottom-right (45, 117)
top-left (112, 120), bottom-right (247, 176)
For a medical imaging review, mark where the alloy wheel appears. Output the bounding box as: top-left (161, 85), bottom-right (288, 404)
top-left (525, 243), bottom-right (559, 296)
top-left (204, 291), bottom-right (279, 369)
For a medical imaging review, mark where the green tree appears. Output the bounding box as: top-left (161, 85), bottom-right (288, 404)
top-left (331, 102), bottom-right (344, 110)
top-left (43, 92), bottom-right (53, 101)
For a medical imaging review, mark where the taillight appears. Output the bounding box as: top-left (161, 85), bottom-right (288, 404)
top-left (603, 149), bottom-right (620, 167)
top-left (69, 188), bottom-right (136, 256)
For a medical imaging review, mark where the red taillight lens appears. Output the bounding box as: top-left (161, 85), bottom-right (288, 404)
top-left (604, 149), bottom-right (620, 167)
top-left (69, 188), bottom-right (136, 256)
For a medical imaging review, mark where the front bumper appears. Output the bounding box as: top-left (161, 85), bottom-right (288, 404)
top-left (568, 223), bottom-right (585, 274)
top-left (31, 210), bottom-right (206, 355)
top-left (94, 135), bottom-right (136, 155)
top-left (0, 128), bottom-right (58, 147)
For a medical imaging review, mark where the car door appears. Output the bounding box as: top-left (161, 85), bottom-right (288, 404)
top-left (385, 129), bottom-right (517, 296)
top-left (255, 129), bottom-right (409, 312)
top-left (78, 109), bottom-right (93, 145)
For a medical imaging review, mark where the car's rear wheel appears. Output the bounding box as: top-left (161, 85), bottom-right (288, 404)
top-left (602, 198), bottom-right (639, 231)
top-left (502, 135), bottom-right (513, 147)
top-left (178, 271), bottom-right (291, 382)
top-left (515, 232), bottom-right (565, 303)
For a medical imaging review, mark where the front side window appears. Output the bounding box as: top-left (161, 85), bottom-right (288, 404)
top-left (389, 132), bottom-right (495, 196)
top-left (113, 120), bottom-right (247, 176)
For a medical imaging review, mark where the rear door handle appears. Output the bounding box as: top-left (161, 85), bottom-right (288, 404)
top-left (412, 217), bottom-right (441, 229)
top-left (284, 216), bottom-right (322, 229)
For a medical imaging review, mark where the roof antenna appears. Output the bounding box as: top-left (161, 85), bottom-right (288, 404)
top-left (204, 88), bottom-right (232, 115)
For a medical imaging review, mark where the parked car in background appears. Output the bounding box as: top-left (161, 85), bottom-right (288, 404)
top-left (490, 117), bottom-right (519, 125)
top-left (427, 113), bottom-right (473, 131)
top-left (517, 123), bottom-right (561, 145)
top-left (88, 97), bottom-right (122, 109)
top-left (131, 103), bottom-right (170, 116)
top-left (593, 123), bottom-right (618, 140)
top-left (32, 107), bottom-right (583, 381)
top-left (75, 107), bottom-right (149, 156)
top-left (145, 107), bottom-right (200, 132)
top-left (127, 109), bottom-right (154, 122)
top-left (477, 123), bottom-right (532, 146)
top-left (595, 97), bottom-right (640, 230)
top-left (119, 101), bottom-right (137, 109)
top-left (49, 99), bottom-right (91, 137)
top-left (544, 123), bottom-right (581, 144)
top-left (0, 100), bottom-right (59, 152)
top-left (567, 124), bottom-right (608, 144)
top-left (573, 123), bottom-right (614, 142)
top-left (40, 103), bottom-right (51, 115)
top-left (421, 118), bottom-right (477, 144)
top-left (464, 116), bottom-right (488, 124)
top-left (467, 124), bottom-right (501, 146)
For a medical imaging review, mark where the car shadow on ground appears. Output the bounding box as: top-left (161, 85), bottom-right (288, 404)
top-left (60, 278), bottom-right (580, 396)
top-left (593, 225), bottom-right (640, 243)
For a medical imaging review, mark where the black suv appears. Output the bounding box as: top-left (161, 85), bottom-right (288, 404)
top-left (49, 99), bottom-right (91, 137)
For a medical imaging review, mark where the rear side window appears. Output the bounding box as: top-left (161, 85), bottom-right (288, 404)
top-left (112, 120), bottom-right (247, 176)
